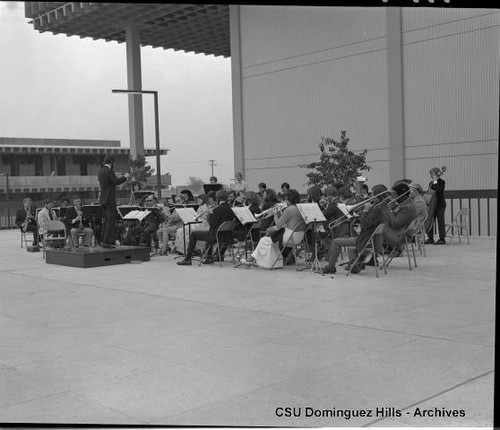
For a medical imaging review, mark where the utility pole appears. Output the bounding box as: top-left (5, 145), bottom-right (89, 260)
top-left (208, 159), bottom-right (217, 177)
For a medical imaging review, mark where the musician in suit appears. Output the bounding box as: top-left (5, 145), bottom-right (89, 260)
top-left (265, 189), bottom-right (306, 265)
top-left (98, 154), bottom-right (130, 248)
top-left (408, 184), bottom-right (428, 231)
top-left (66, 196), bottom-right (93, 247)
top-left (382, 182), bottom-right (418, 248)
top-left (37, 199), bottom-right (54, 237)
top-left (15, 197), bottom-right (39, 246)
top-left (425, 167), bottom-right (446, 245)
top-left (177, 189), bottom-right (234, 265)
top-left (257, 182), bottom-right (267, 198)
top-left (139, 195), bottom-right (163, 247)
top-left (322, 184), bottom-right (390, 274)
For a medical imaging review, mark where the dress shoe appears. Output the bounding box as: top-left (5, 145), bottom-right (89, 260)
top-left (202, 257), bottom-right (214, 265)
top-left (177, 259), bottom-right (192, 266)
top-left (424, 239), bottom-right (434, 245)
top-left (322, 265), bottom-right (336, 274)
top-left (213, 254), bottom-right (225, 262)
top-left (350, 263), bottom-right (364, 274)
top-left (435, 238), bottom-right (446, 245)
top-left (101, 243), bottom-right (115, 249)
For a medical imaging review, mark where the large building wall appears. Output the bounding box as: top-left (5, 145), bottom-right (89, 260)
top-left (237, 6), bottom-right (391, 192)
top-left (234, 6), bottom-right (499, 194)
top-left (401, 9), bottom-right (499, 190)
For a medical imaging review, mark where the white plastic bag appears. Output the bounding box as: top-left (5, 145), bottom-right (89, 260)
top-left (251, 236), bottom-right (283, 269)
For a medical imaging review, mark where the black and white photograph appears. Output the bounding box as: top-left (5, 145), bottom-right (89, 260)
top-left (0, 1), bottom-right (497, 428)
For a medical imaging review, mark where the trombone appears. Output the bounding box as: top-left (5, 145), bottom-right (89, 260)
top-left (255, 202), bottom-right (287, 219)
top-left (328, 190), bottom-right (393, 230)
top-left (372, 188), bottom-right (414, 213)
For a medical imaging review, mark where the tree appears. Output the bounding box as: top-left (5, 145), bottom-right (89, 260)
top-left (127, 155), bottom-right (155, 194)
top-left (188, 176), bottom-right (204, 194)
top-left (301, 130), bottom-right (371, 189)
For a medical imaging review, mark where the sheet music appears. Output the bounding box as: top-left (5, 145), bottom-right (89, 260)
top-left (175, 207), bottom-right (199, 224)
top-left (232, 206), bottom-right (257, 224)
top-left (296, 203), bottom-right (326, 224)
top-left (123, 210), bottom-right (150, 221)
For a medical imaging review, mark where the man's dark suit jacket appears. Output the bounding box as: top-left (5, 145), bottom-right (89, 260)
top-left (15, 207), bottom-right (37, 229)
top-left (66, 207), bottom-right (91, 229)
top-left (98, 166), bottom-right (127, 206)
top-left (208, 202), bottom-right (234, 234)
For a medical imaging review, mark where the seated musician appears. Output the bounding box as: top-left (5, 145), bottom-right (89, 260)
top-left (16, 197), bottom-right (39, 247)
top-left (408, 183), bottom-right (428, 230)
top-left (177, 189), bottom-right (234, 265)
top-left (361, 184), bottom-right (370, 198)
top-left (179, 189), bottom-right (195, 204)
top-left (258, 188), bottom-right (279, 231)
top-left (66, 196), bottom-right (93, 247)
top-left (323, 185), bottom-right (354, 240)
top-left (257, 182), bottom-right (267, 198)
top-left (280, 182), bottom-right (290, 199)
top-left (264, 189), bottom-right (306, 265)
top-left (382, 182), bottom-right (418, 248)
top-left (37, 199), bottom-right (53, 236)
top-left (231, 191), bottom-right (262, 243)
top-left (139, 195), bottom-right (162, 247)
top-left (306, 185), bottom-right (322, 205)
top-left (322, 184), bottom-right (389, 274)
top-left (173, 191), bottom-right (217, 255)
top-left (227, 190), bottom-right (237, 207)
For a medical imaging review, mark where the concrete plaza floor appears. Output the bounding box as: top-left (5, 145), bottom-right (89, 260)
top-left (0, 228), bottom-right (495, 427)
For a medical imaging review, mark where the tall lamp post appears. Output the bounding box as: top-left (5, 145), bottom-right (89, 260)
top-left (112, 89), bottom-right (163, 199)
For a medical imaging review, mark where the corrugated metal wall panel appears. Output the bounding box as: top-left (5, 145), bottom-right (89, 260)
top-left (240, 6), bottom-right (389, 192)
top-left (240, 6), bottom-right (386, 69)
top-left (406, 155), bottom-right (498, 190)
top-left (402, 9), bottom-right (499, 191)
top-left (401, 8), bottom-right (496, 32)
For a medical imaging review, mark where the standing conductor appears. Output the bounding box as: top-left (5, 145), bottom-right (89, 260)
top-left (98, 155), bottom-right (130, 248)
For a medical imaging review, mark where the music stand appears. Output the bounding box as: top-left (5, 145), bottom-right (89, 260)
top-left (203, 184), bottom-right (223, 194)
top-left (296, 203), bottom-right (328, 276)
top-left (231, 207), bottom-right (258, 266)
top-left (173, 207), bottom-right (201, 259)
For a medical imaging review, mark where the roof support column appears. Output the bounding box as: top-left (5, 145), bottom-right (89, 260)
top-left (386, 7), bottom-right (405, 184)
top-left (229, 5), bottom-right (244, 177)
top-left (126, 24), bottom-right (144, 160)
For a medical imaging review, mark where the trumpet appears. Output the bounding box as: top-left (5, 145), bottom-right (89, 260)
top-left (328, 191), bottom-right (393, 230)
top-left (194, 203), bottom-right (217, 220)
top-left (255, 202), bottom-right (287, 219)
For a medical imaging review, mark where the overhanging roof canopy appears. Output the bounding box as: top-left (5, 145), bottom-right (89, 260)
top-left (25, 2), bottom-right (230, 57)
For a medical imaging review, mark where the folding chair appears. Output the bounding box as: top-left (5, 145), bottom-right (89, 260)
top-left (270, 224), bottom-right (306, 269)
top-left (199, 219), bottom-right (236, 267)
top-left (41, 220), bottom-right (67, 259)
top-left (385, 224), bottom-right (418, 271)
top-left (346, 223), bottom-right (386, 278)
top-left (233, 219), bottom-right (262, 267)
top-left (445, 208), bottom-right (470, 245)
top-left (414, 215), bottom-right (428, 257)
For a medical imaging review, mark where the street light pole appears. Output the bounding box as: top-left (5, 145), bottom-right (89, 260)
top-left (153, 91), bottom-right (162, 200)
top-left (112, 89), bottom-right (164, 199)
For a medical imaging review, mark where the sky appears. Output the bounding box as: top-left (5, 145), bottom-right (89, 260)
top-left (0, 1), bottom-right (234, 187)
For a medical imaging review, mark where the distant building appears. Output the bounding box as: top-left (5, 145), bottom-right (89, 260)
top-left (0, 137), bottom-right (170, 202)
